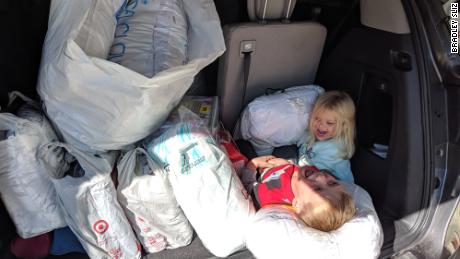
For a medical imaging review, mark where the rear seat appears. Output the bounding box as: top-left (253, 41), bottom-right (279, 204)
top-left (217, 0), bottom-right (327, 132)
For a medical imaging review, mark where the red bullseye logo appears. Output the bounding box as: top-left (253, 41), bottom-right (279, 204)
top-left (93, 220), bottom-right (109, 234)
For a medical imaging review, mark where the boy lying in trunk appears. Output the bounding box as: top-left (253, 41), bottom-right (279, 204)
top-left (240, 156), bottom-right (356, 232)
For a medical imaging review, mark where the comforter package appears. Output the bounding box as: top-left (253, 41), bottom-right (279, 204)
top-left (108, 0), bottom-right (188, 77)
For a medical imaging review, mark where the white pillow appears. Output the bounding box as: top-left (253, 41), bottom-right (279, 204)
top-left (245, 182), bottom-right (383, 259)
top-left (108, 0), bottom-right (188, 77)
top-left (240, 85), bottom-right (324, 156)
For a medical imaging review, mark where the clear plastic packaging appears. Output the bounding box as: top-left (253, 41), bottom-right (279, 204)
top-left (146, 108), bottom-right (255, 257)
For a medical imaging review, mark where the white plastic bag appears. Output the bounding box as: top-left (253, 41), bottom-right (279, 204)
top-left (240, 85), bottom-right (324, 155)
top-left (38, 0), bottom-right (225, 152)
top-left (41, 143), bottom-right (141, 259)
top-left (117, 147), bottom-right (193, 253)
top-left (147, 116), bottom-right (255, 257)
top-left (108, 0), bottom-right (188, 77)
top-left (245, 182), bottom-right (383, 259)
top-left (0, 108), bottom-right (66, 238)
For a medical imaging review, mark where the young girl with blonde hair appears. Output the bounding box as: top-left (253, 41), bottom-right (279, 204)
top-left (298, 91), bottom-right (356, 183)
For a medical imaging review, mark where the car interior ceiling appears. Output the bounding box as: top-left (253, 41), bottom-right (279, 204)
top-left (0, 0), bottom-right (428, 257)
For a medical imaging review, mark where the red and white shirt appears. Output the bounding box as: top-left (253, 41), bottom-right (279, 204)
top-left (253, 164), bottom-right (298, 207)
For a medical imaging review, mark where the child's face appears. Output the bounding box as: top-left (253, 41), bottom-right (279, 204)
top-left (291, 168), bottom-right (344, 213)
top-left (310, 109), bottom-right (338, 141)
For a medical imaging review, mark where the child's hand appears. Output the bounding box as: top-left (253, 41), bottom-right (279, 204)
top-left (267, 158), bottom-right (291, 167)
top-left (247, 155), bottom-right (277, 171)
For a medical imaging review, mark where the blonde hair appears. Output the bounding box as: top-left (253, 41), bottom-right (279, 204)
top-left (308, 91), bottom-right (356, 159)
top-left (298, 191), bottom-right (356, 232)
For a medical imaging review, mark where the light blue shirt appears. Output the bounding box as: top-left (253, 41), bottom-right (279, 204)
top-left (297, 132), bottom-right (354, 183)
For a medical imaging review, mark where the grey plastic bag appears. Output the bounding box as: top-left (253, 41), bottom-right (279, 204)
top-left (0, 109), bottom-right (66, 238)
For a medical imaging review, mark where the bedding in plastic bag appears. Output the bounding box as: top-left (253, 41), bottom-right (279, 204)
top-left (0, 106), bottom-right (66, 238)
top-left (245, 182), bottom-right (384, 259)
top-left (40, 143), bottom-right (141, 259)
top-left (38, 0), bottom-right (225, 152)
top-left (240, 85), bottom-right (324, 156)
top-left (108, 0), bottom-right (188, 77)
top-left (117, 148), bottom-right (193, 253)
top-left (146, 108), bottom-right (256, 257)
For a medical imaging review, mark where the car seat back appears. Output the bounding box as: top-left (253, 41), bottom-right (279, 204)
top-left (217, 0), bottom-right (327, 131)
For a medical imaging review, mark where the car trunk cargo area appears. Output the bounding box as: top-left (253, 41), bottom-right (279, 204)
top-left (0, 0), bottom-right (432, 258)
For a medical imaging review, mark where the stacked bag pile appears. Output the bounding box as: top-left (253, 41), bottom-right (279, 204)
top-left (0, 95), bottom-right (143, 258)
top-left (0, 0), bottom-right (249, 258)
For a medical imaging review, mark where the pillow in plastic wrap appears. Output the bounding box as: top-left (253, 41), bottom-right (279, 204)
top-left (108, 0), bottom-right (188, 77)
top-left (38, 0), bottom-right (225, 152)
top-left (0, 107), bottom-right (66, 238)
top-left (117, 147), bottom-right (193, 253)
top-left (245, 182), bottom-right (384, 259)
top-left (146, 116), bottom-right (256, 257)
top-left (240, 85), bottom-right (324, 156)
top-left (40, 143), bottom-right (141, 259)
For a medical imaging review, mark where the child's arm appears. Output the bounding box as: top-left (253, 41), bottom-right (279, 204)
top-left (313, 156), bottom-right (354, 183)
top-left (267, 158), bottom-right (292, 167)
top-left (246, 155), bottom-right (277, 171)
top-left (240, 156), bottom-right (274, 192)
top-left (240, 156), bottom-right (289, 192)
top-left (307, 142), bottom-right (354, 182)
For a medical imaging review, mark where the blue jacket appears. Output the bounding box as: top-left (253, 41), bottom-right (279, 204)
top-left (297, 132), bottom-right (354, 183)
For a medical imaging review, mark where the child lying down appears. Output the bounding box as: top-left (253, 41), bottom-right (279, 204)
top-left (240, 155), bottom-right (356, 232)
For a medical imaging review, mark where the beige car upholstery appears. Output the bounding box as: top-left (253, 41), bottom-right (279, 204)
top-left (217, 0), bottom-right (327, 131)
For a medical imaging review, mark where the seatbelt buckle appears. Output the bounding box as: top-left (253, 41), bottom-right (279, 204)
top-left (240, 40), bottom-right (256, 56)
